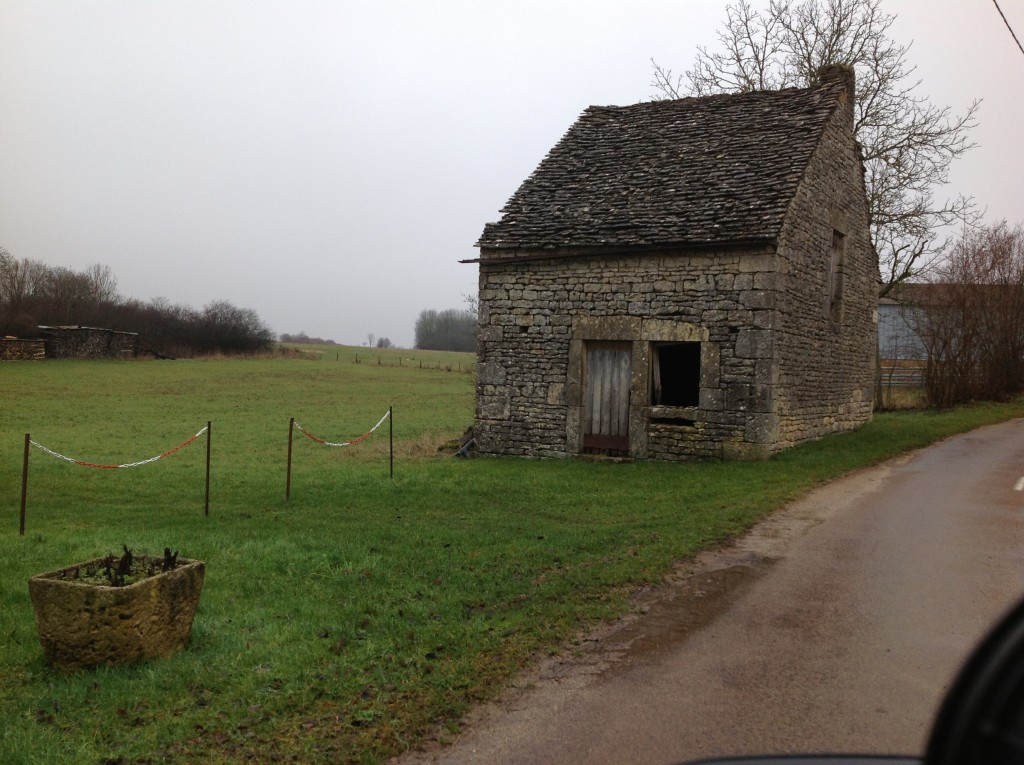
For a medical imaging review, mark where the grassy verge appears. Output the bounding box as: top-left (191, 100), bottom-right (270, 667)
top-left (2, 356), bottom-right (1022, 764)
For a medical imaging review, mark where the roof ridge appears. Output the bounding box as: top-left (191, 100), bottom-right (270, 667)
top-left (585, 80), bottom-right (843, 112)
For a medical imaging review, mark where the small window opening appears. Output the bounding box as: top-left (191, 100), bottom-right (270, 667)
top-left (828, 230), bottom-right (846, 321)
top-left (651, 342), bottom-right (701, 407)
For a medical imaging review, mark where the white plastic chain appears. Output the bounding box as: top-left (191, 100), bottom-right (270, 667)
top-left (294, 409), bottom-right (390, 447)
top-left (30, 425), bottom-right (209, 469)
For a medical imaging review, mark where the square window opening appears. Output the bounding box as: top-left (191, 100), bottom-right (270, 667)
top-left (651, 342), bottom-right (701, 407)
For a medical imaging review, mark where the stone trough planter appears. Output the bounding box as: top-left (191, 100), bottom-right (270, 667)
top-left (28, 550), bottom-right (205, 671)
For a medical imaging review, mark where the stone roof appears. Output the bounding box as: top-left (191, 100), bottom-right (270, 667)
top-left (478, 80), bottom-right (849, 253)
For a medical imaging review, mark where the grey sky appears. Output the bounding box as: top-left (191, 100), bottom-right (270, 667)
top-left (1, 1), bottom-right (1021, 348)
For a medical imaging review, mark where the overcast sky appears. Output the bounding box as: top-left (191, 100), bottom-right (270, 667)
top-left (1, 1), bottom-right (1021, 348)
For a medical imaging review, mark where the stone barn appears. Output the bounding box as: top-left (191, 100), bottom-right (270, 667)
top-left (469, 65), bottom-right (877, 460)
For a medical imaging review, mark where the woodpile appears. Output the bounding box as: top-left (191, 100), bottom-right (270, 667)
top-left (0, 337), bottom-right (46, 360)
top-left (1, 327), bottom-right (138, 360)
top-left (39, 326), bottom-right (137, 359)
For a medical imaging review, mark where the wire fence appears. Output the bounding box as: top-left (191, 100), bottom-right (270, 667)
top-left (29, 426), bottom-right (209, 469)
top-left (20, 423), bottom-right (212, 536)
top-left (286, 408), bottom-right (393, 499)
top-left (18, 407), bottom-right (396, 534)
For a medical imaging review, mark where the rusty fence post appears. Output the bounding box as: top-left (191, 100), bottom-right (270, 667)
top-left (204, 421), bottom-right (212, 516)
top-left (286, 417), bottom-right (295, 500)
top-left (20, 433), bottom-right (30, 536)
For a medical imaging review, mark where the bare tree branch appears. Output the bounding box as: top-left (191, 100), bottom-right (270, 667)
top-left (652, 0), bottom-right (980, 291)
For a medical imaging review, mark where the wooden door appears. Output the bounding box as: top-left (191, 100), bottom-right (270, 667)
top-left (583, 341), bottom-right (631, 453)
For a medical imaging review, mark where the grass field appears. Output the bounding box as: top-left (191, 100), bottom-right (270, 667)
top-left (3, 350), bottom-right (1023, 764)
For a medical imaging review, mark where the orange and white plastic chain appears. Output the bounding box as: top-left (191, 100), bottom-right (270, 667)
top-left (294, 410), bottom-right (390, 447)
top-left (29, 425), bottom-right (209, 469)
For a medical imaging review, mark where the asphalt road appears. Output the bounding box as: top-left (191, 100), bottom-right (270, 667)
top-left (399, 419), bottom-right (1024, 764)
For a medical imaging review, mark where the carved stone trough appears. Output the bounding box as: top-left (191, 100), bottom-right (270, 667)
top-left (28, 553), bottom-right (205, 671)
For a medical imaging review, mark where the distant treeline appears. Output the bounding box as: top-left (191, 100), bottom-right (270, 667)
top-left (279, 332), bottom-right (338, 345)
top-left (414, 308), bottom-right (476, 352)
top-left (0, 250), bottom-right (274, 357)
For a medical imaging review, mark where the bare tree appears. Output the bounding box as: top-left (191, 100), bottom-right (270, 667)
top-left (651, 0), bottom-right (980, 293)
top-left (199, 299), bottom-right (275, 354)
top-left (0, 250), bottom-right (45, 334)
top-left (463, 292), bottom-right (479, 319)
top-left (34, 266), bottom-right (94, 324)
top-left (414, 308), bottom-right (477, 352)
top-left (915, 222), bottom-right (1024, 407)
top-left (83, 263), bottom-right (119, 304)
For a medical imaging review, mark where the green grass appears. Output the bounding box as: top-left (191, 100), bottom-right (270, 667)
top-left (2, 354), bottom-right (1023, 764)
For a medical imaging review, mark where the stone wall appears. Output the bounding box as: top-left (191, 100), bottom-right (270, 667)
top-left (475, 246), bottom-right (785, 460)
top-left (770, 85), bottom-right (877, 449)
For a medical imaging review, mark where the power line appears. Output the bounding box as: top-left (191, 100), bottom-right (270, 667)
top-left (993, 0), bottom-right (1024, 57)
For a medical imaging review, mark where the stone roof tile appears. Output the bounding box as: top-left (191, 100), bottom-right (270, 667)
top-left (478, 82), bottom-right (845, 251)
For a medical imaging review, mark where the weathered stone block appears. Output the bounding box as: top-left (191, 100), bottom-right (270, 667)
top-left (735, 329), bottom-right (774, 359)
top-left (740, 290), bottom-right (774, 310)
top-left (478, 394), bottom-right (510, 419)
